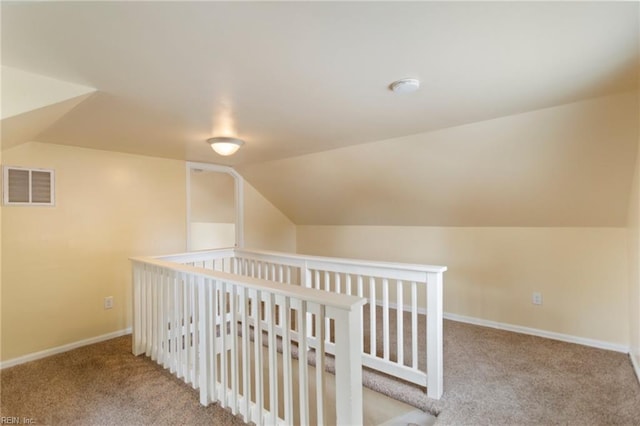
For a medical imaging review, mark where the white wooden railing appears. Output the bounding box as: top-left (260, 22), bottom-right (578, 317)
top-left (131, 256), bottom-right (366, 425)
top-left (156, 248), bottom-right (447, 400)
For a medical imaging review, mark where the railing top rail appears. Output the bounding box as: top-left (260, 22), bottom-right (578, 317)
top-left (236, 248), bottom-right (448, 274)
top-left (154, 247), bottom-right (236, 264)
top-left (131, 256), bottom-right (367, 312)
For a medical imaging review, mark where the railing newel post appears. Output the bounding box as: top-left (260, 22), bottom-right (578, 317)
top-left (426, 271), bottom-right (444, 399)
top-left (333, 305), bottom-right (364, 425)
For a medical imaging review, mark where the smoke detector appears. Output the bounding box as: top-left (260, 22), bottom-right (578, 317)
top-left (389, 78), bottom-right (420, 94)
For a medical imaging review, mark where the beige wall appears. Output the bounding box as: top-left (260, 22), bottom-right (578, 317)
top-left (244, 181), bottom-right (296, 252)
top-left (0, 149), bottom-right (3, 359)
top-left (1, 142), bottom-right (187, 361)
top-left (189, 169), bottom-right (236, 250)
top-left (190, 169), bottom-right (235, 223)
top-left (298, 226), bottom-right (629, 347)
top-left (630, 89), bottom-right (640, 376)
top-left (1, 142), bottom-right (295, 362)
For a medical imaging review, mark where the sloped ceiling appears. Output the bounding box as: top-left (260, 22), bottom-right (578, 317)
top-left (238, 92), bottom-right (639, 227)
top-left (1, 92), bottom-right (94, 150)
top-left (1, 66), bottom-right (95, 120)
top-left (0, 66), bottom-right (96, 149)
top-left (1, 1), bottom-right (638, 226)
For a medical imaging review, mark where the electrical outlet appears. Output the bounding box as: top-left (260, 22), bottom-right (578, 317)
top-left (104, 296), bottom-right (114, 310)
top-left (532, 292), bottom-right (543, 305)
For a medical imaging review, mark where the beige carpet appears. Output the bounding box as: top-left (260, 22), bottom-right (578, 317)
top-left (2, 317), bottom-right (640, 425)
top-left (435, 320), bottom-right (640, 425)
top-left (0, 337), bottom-right (245, 426)
top-left (360, 306), bottom-right (640, 425)
top-left (0, 333), bottom-right (426, 426)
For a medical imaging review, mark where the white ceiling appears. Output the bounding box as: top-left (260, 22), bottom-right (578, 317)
top-left (2, 1), bottom-right (639, 227)
top-left (2, 1), bottom-right (637, 165)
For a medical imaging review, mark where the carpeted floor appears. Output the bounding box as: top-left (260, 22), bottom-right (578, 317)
top-left (436, 320), bottom-right (640, 425)
top-left (1, 318), bottom-right (639, 425)
top-left (360, 307), bottom-right (640, 425)
top-left (0, 337), bottom-right (245, 426)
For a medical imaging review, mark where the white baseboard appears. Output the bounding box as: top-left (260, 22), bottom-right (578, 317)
top-left (631, 350), bottom-right (640, 385)
top-left (0, 328), bottom-right (132, 370)
top-left (443, 312), bottom-right (629, 353)
top-left (374, 301), bottom-right (628, 353)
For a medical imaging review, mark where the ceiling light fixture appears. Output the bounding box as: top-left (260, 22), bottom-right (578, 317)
top-left (389, 78), bottom-right (420, 94)
top-left (207, 136), bottom-right (244, 156)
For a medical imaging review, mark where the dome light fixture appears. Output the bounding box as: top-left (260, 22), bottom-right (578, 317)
top-left (207, 136), bottom-right (244, 156)
top-left (389, 78), bottom-right (420, 94)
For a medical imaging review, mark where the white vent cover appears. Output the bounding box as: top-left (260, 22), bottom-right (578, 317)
top-left (3, 166), bottom-right (55, 206)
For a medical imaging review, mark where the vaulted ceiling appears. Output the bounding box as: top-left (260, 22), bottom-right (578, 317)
top-left (2, 1), bottom-right (639, 226)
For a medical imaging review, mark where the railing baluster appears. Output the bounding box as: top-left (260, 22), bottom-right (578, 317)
top-left (185, 274), bottom-right (192, 384)
top-left (281, 297), bottom-right (293, 423)
top-left (192, 274), bottom-right (199, 388)
top-left (210, 278), bottom-right (218, 402)
top-left (230, 285), bottom-right (238, 414)
top-left (315, 306), bottom-right (326, 426)
top-left (151, 266), bottom-right (158, 362)
top-left (369, 276), bottom-right (376, 356)
top-left (325, 271), bottom-right (331, 343)
top-left (357, 275), bottom-right (364, 354)
top-left (171, 271), bottom-right (180, 375)
top-left (190, 274), bottom-right (197, 386)
top-left (183, 273), bottom-right (190, 382)
top-left (297, 302), bottom-right (309, 426)
top-left (411, 281), bottom-right (418, 369)
top-left (396, 280), bottom-right (404, 365)
top-left (383, 278), bottom-right (390, 361)
top-left (181, 272), bottom-right (188, 379)
top-left (176, 272), bottom-right (184, 379)
top-left (162, 268), bottom-right (168, 365)
top-left (253, 289), bottom-right (264, 425)
top-left (144, 265), bottom-right (152, 356)
top-left (162, 269), bottom-right (170, 369)
top-left (198, 276), bottom-right (209, 405)
top-left (220, 281), bottom-right (228, 408)
top-left (267, 293), bottom-right (278, 423)
top-left (132, 264), bottom-right (142, 355)
top-left (240, 286), bottom-right (251, 422)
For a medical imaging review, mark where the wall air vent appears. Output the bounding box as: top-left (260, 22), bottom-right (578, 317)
top-left (2, 166), bottom-right (55, 206)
